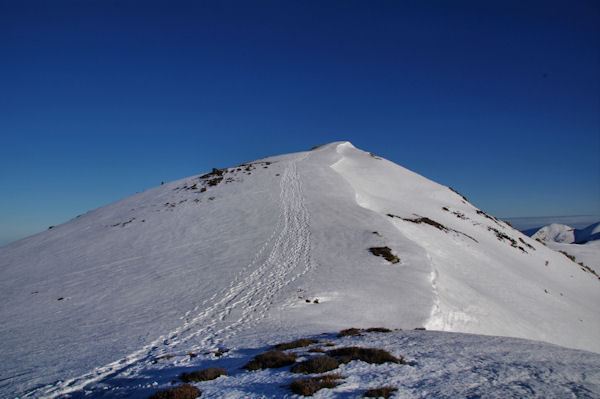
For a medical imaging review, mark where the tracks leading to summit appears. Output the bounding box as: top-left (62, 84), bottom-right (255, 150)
top-left (29, 152), bottom-right (313, 398)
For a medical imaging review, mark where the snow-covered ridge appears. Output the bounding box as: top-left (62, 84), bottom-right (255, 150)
top-left (530, 222), bottom-right (600, 244)
top-left (1, 141), bottom-right (599, 398)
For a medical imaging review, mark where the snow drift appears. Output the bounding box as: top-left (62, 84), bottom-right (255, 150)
top-left (1, 141), bottom-right (599, 398)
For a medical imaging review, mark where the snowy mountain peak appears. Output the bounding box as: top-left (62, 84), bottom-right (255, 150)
top-left (1, 142), bottom-right (599, 397)
top-left (532, 221), bottom-right (600, 244)
top-left (532, 223), bottom-right (576, 243)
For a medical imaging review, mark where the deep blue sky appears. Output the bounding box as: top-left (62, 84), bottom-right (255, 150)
top-left (1, 0), bottom-right (599, 245)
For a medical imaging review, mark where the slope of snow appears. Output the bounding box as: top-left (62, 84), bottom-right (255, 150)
top-left (575, 222), bottom-right (600, 243)
top-left (1, 141), bottom-right (599, 398)
top-left (62, 329), bottom-right (600, 398)
top-left (538, 240), bottom-right (600, 276)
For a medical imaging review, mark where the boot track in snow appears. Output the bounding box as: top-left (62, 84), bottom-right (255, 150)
top-left (27, 153), bottom-right (314, 398)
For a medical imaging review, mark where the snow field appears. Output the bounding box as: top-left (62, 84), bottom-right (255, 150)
top-left (1, 141), bottom-right (599, 398)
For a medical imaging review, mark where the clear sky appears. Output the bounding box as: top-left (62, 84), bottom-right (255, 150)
top-left (1, 0), bottom-right (599, 246)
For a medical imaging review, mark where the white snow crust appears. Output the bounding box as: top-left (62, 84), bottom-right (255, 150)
top-left (1, 141), bottom-right (599, 398)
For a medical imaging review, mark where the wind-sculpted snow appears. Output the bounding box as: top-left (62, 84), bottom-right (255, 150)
top-left (328, 142), bottom-right (600, 352)
top-left (1, 141), bottom-right (599, 398)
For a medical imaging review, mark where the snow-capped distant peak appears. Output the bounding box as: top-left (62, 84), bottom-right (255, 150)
top-left (532, 223), bottom-right (575, 243)
top-left (531, 221), bottom-right (600, 244)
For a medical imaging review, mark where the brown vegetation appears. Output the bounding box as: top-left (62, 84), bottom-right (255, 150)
top-left (242, 350), bottom-right (297, 371)
top-left (365, 327), bottom-right (392, 333)
top-left (291, 356), bottom-right (340, 374)
top-left (179, 367), bottom-right (226, 382)
top-left (363, 386), bottom-right (398, 398)
top-left (401, 216), bottom-right (448, 231)
top-left (289, 374), bottom-right (345, 396)
top-left (327, 347), bottom-right (403, 365)
top-left (337, 328), bottom-right (362, 337)
top-left (147, 384), bottom-right (201, 399)
top-left (274, 339), bottom-right (320, 351)
top-left (368, 247), bottom-right (399, 264)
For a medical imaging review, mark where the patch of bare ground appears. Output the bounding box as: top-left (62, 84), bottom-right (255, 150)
top-left (179, 367), bottom-right (226, 382)
top-left (365, 327), bottom-right (392, 333)
top-left (363, 386), bottom-right (398, 398)
top-left (368, 247), bottom-right (399, 264)
top-left (242, 350), bottom-right (297, 371)
top-left (337, 328), bottom-right (363, 337)
top-left (274, 338), bottom-right (320, 351)
top-left (289, 373), bottom-right (345, 396)
top-left (147, 384), bottom-right (201, 399)
top-left (291, 356), bottom-right (340, 374)
top-left (327, 347), bottom-right (403, 365)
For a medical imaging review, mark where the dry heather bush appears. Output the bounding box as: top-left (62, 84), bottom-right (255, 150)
top-left (403, 217), bottom-right (448, 231)
top-left (291, 356), bottom-right (340, 374)
top-left (368, 247), bottom-right (400, 264)
top-left (274, 338), bottom-right (320, 351)
top-left (337, 328), bottom-right (362, 337)
top-left (289, 373), bottom-right (345, 396)
top-left (363, 386), bottom-right (398, 398)
top-left (147, 383), bottom-right (201, 399)
top-left (365, 327), bottom-right (392, 333)
top-left (179, 367), bottom-right (226, 382)
top-left (308, 347), bottom-right (324, 353)
top-left (327, 347), bottom-right (403, 365)
top-left (242, 350), bottom-right (297, 371)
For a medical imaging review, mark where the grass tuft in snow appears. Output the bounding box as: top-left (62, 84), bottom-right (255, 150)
top-left (242, 350), bottom-right (297, 371)
top-left (179, 367), bottom-right (226, 382)
top-left (368, 247), bottom-right (399, 264)
top-left (559, 250), bottom-right (576, 262)
top-left (337, 328), bottom-right (363, 337)
top-left (362, 386), bottom-right (398, 398)
top-left (289, 373), bottom-right (346, 396)
top-left (291, 355), bottom-right (340, 374)
top-left (147, 383), bottom-right (201, 399)
top-left (273, 338), bottom-right (320, 351)
top-left (448, 186), bottom-right (469, 202)
top-left (365, 327), bottom-right (393, 333)
top-left (327, 346), bottom-right (403, 365)
top-left (400, 216), bottom-right (448, 232)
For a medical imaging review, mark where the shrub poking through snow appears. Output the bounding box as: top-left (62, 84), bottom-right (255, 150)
top-left (242, 350), bottom-right (297, 371)
top-left (179, 367), bottom-right (226, 382)
top-left (147, 383), bottom-right (201, 399)
top-left (519, 237), bottom-right (536, 250)
top-left (274, 338), bottom-right (320, 351)
top-left (327, 347), bottom-right (403, 365)
top-left (448, 187), bottom-right (468, 202)
top-left (363, 386), bottom-right (398, 398)
top-left (559, 250), bottom-right (576, 262)
top-left (365, 327), bottom-right (392, 333)
top-left (291, 355), bottom-right (340, 374)
top-left (289, 373), bottom-right (345, 396)
top-left (401, 216), bottom-right (448, 232)
top-left (337, 328), bottom-right (362, 337)
top-left (368, 247), bottom-right (399, 264)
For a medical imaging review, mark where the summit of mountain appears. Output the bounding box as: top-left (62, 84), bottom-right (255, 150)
top-left (1, 141), bottom-right (598, 397)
